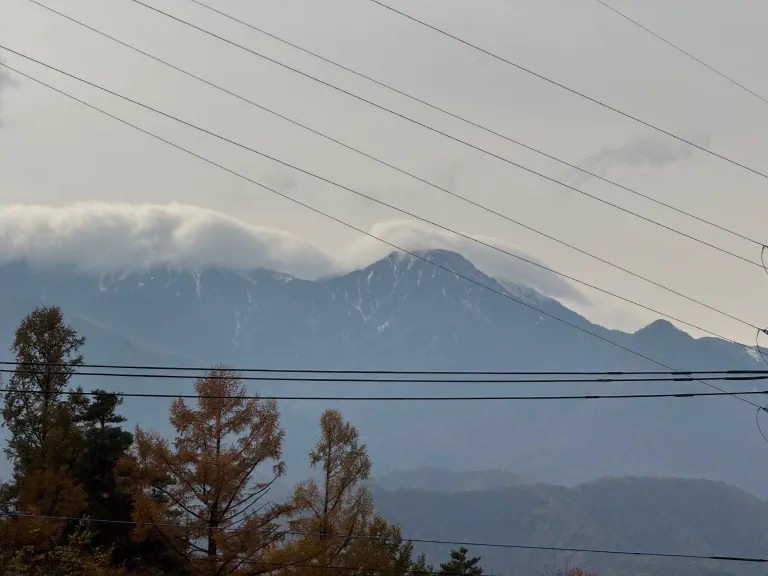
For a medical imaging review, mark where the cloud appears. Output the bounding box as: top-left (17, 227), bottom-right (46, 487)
top-left (568, 130), bottom-right (711, 187)
top-left (0, 204), bottom-right (586, 302)
top-left (262, 170), bottom-right (299, 192)
top-left (342, 220), bottom-right (588, 304)
top-left (0, 203), bottom-right (341, 279)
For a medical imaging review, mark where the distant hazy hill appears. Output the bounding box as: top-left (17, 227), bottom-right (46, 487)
top-left (370, 467), bottom-right (538, 492)
top-left (372, 476), bottom-right (768, 576)
top-left (2, 250), bottom-right (768, 497)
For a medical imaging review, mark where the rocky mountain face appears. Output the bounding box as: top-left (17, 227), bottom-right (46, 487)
top-left (1, 250), bottom-right (766, 496)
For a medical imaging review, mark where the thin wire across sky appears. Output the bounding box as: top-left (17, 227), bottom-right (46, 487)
top-left (183, 0), bottom-right (767, 249)
top-left (1, 45), bottom-right (761, 353)
top-left (19, 0), bottom-right (761, 338)
top-left (363, 0), bottom-right (768, 181)
top-left (4, 512), bottom-right (767, 565)
top-left (0, 60), bottom-right (760, 411)
top-left (120, 0), bottom-right (766, 271)
top-left (592, 0), bottom-right (768, 108)
top-left (2, 0), bottom-right (766, 411)
top-left (5, 361), bottom-right (768, 376)
top-left (6, 365), bottom-right (768, 385)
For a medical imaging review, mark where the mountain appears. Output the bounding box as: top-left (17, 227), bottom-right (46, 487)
top-left (370, 467), bottom-right (538, 492)
top-left (1, 250), bottom-right (766, 496)
top-left (372, 476), bottom-right (768, 576)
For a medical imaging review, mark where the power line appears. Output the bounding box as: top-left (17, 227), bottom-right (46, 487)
top-left (756, 405), bottom-right (768, 446)
top-left (3, 513), bottom-right (767, 564)
top-left (5, 367), bottom-right (768, 385)
top-left (0, 62), bottom-right (758, 411)
top-left (1, 386), bottom-right (767, 402)
top-left (592, 0), bottom-right (768, 108)
top-left (4, 361), bottom-right (767, 376)
top-left (121, 0), bottom-right (764, 271)
top-left (23, 0), bottom-right (759, 334)
top-left (184, 0), bottom-right (765, 249)
top-left (2, 46), bottom-right (760, 351)
top-left (363, 0), bottom-right (768, 182)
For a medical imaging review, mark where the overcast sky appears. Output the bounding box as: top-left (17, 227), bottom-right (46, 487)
top-left (1, 0), bottom-right (768, 345)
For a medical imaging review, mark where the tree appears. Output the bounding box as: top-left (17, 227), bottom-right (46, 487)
top-left (340, 515), bottom-right (430, 576)
top-left (118, 367), bottom-right (290, 575)
top-left (282, 410), bottom-right (423, 576)
top-left (71, 391), bottom-right (145, 565)
top-left (0, 307), bottom-right (88, 557)
top-left (285, 409), bottom-right (373, 575)
top-left (67, 389), bottom-right (187, 574)
top-left (2, 306), bottom-right (85, 467)
top-left (438, 548), bottom-right (482, 576)
top-left (73, 390), bottom-right (133, 516)
top-left (0, 521), bottom-right (128, 575)
top-left (0, 307), bottom-right (183, 574)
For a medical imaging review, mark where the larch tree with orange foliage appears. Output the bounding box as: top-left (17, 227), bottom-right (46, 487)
top-left (118, 367), bottom-right (291, 575)
top-left (280, 410), bottom-right (424, 576)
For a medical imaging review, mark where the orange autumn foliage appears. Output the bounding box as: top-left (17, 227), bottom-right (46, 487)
top-left (117, 367), bottom-right (291, 575)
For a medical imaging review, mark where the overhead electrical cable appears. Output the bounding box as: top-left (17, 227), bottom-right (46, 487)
top-left (6, 385), bottom-right (768, 402)
top-left (4, 512), bottom-right (768, 564)
top-left (592, 0), bottom-right (768, 108)
top-left (4, 361), bottom-right (767, 377)
top-left (0, 63), bottom-right (758, 410)
top-left (363, 0), bottom-right (768, 182)
top-left (21, 0), bottom-right (759, 333)
top-left (757, 406), bottom-right (768, 445)
top-left (4, 367), bottom-right (768, 385)
top-left (116, 0), bottom-right (764, 270)
top-left (183, 0), bottom-right (765, 249)
top-left (1, 46), bottom-right (760, 352)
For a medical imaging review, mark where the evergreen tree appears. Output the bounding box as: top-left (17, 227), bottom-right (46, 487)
top-left (0, 308), bottom-right (99, 566)
top-left (0, 307), bottom-right (184, 574)
top-left (2, 305), bottom-right (85, 468)
top-left (74, 390), bottom-right (133, 516)
top-left (71, 391), bottom-right (138, 565)
top-left (68, 389), bottom-right (187, 574)
top-left (439, 548), bottom-right (482, 576)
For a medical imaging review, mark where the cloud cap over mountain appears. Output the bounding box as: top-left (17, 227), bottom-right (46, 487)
top-left (0, 203), bottom-right (585, 302)
top-left (0, 203), bottom-right (340, 279)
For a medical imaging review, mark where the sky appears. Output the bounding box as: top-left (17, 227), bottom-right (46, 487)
top-left (1, 0), bottom-right (768, 345)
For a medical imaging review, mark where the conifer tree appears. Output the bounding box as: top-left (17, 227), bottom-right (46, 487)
top-left (439, 548), bottom-right (482, 576)
top-left (119, 367), bottom-right (290, 575)
top-left (2, 305), bottom-right (85, 467)
top-left (282, 410), bottom-right (423, 576)
top-left (0, 307), bottom-right (102, 566)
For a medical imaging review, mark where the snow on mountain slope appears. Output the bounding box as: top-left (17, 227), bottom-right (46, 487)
top-left (1, 250), bottom-right (766, 497)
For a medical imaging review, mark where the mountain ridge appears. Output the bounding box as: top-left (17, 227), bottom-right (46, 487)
top-left (1, 249), bottom-right (766, 499)
top-left (372, 475), bottom-right (768, 576)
